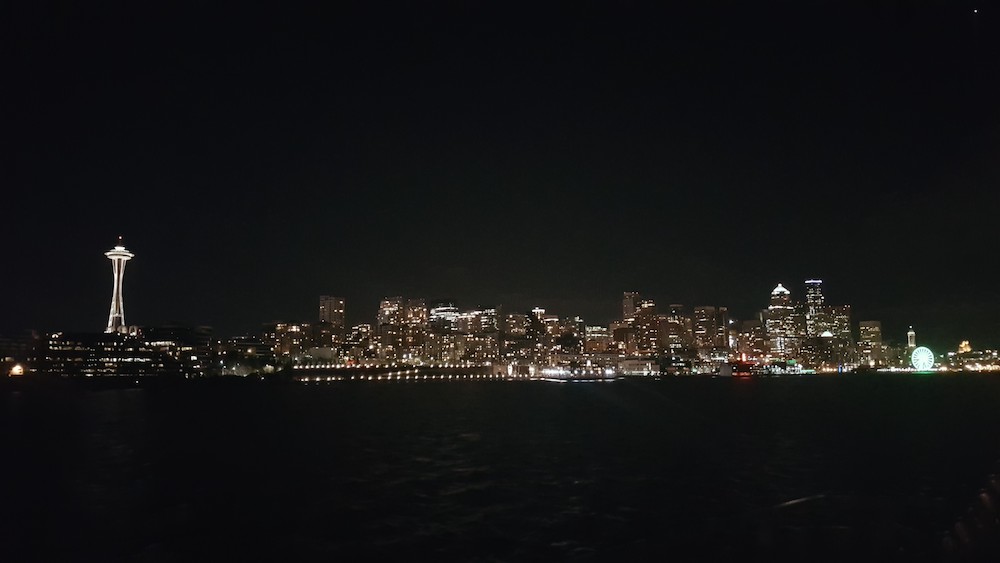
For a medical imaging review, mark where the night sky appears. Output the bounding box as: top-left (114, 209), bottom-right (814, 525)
top-left (5, 2), bottom-right (999, 350)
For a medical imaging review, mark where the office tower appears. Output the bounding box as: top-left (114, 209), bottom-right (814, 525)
top-left (766, 283), bottom-right (796, 357)
top-left (623, 291), bottom-right (640, 320)
top-left (105, 237), bottom-right (135, 333)
top-left (429, 300), bottom-right (460, 333)
top-left (693, 306), bottom-right (717, 351)
top-left (633, 299), bottom-right (658, 354)
top-left (585, 325), bottom-right (612, 353)
top-left (859, 320), bottom-right (883, 366)
top-left (805, 279), bottom-right (824, 312)
top-left (859, 321), bottom-right (882, 346)
top-left (804, 279), bottom-right (826, 337)
top-left (715, 306), bottom-right (730, 348)
top-left (661, 304), bottom-right (690, 353)
top-left (830, 304), bottom-right (852, 341)
top-left (377, 297), bottom-right (406, 357)
top-left (907, 326), bottom-right (916, 349)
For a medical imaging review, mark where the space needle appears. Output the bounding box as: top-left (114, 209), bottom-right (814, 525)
top-left (105, 237), bottom-right (134, 333)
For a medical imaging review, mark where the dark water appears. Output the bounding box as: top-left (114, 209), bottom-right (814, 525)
top-left (3, 376), bottom-right (1000, 562)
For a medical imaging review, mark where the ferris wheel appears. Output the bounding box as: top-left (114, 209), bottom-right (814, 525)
top-left (911, 346), bottom-right (935, 371)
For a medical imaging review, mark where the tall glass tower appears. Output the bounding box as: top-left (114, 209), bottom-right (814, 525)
top-left (105, 237), bottom-right (134, 333)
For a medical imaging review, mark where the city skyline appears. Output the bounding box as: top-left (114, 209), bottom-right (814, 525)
top-left (8, 5), bottom-right (1000, 561)
top-left (5, 4), bottom-right (998, 350)
top-left (9, 237), bottom-right (996, 356)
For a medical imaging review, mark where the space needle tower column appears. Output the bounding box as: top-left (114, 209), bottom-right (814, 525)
top-left (105, 237), bottom-right (134, 333)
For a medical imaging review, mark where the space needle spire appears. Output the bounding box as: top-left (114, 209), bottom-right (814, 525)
top-left (105, 236), bottom-right (134, 333)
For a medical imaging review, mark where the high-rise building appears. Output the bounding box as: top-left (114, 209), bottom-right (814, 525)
top-left (693, 306), bottom-right (717, 351)
top-left (585, 325), bottom-right (612, 353)
top-left (318, 296), bottom-right (345, 328)
top-left (859, 321), bottom-right (882, 345)
top-left (633, 299), bottom-right (658, 354)
top-left (805, 279), bottom-right (824, 312)
top-left (766, 283), bottom-right (797, 357)
top-left (693, 306), bottom-right (731, 356)
top-left (661, 304), bottom-right (690, 353)
top-left (622, 292), bottom-right (640, 321)
top-left (804, 279), bottom-right (828, 337)
top-left (737, 319), bottom-right (768, 358)
top-left (378, 296), bottom-right (405, 327)
top-left (377, 297), bottom-right (406, 358)
top-left (429, 300), bottom-right (460, 333)
top-left (263, 322), bottom-right (311, 357)
top-left (405, 299), bottom-right (428, 326)
top-left (829, 305), bottom-right (852, 341)
top-left (503, 314), bottom-right (528, 337)
top-left (716, 306), bottom-right (730, 349)
top-left (105, 237), bottom-right (135, 333)
top-left (859, 320), bottom-right (883, 366)
top-left (907, 326), bottom-right (916, 349)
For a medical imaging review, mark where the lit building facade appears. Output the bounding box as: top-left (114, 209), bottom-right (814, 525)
top-left (318, 296), bottom-right (345, 328)
top-left (858, 320), bottom-right (883, 366)
top-left (622, 292), bottom-right (640, 321)
top-left (766, 283), bottom-right (797, 357)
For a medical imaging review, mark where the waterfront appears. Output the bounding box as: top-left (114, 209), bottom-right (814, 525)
top-left (3, 375), bottom-right (1000, 561)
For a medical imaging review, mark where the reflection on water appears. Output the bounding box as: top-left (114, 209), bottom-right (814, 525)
top-left (2, 376), bottom-right (1000, 561)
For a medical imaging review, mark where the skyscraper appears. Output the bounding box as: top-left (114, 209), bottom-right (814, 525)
top-left (859, 320), bottom-right (883, 366)
top-left (692, 306), bottom-right (717, 351)
top-left (805, 279), bottom-right (824, 312)
top-left (907, 326), bottom-right (916, 349)
top-left (766, 283), bottom-right (796, 357)
top-left (622, 291), bottom-right (640, 320)
top-left (105, 237), bottom-right (134, 333)
top-left (633, 299), bottom-right (658, 354)
top-left (804, 279), bottom-right (827, 337)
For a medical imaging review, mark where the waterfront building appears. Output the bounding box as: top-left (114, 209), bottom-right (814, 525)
top-left (800, 330), bottom-right (856, 371)
top-left (263, 322), bottom-right (312, 358)
top-left (216, 335), bottom-right (275, 375)
top-left (460, 333), bottom-right (500, 362)
top-left (421, 331), bottom-right (459, 362)
top-left (907, 326), bottom-right (916, 349)
top-left (41, 327), bottom-right (212, 378)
